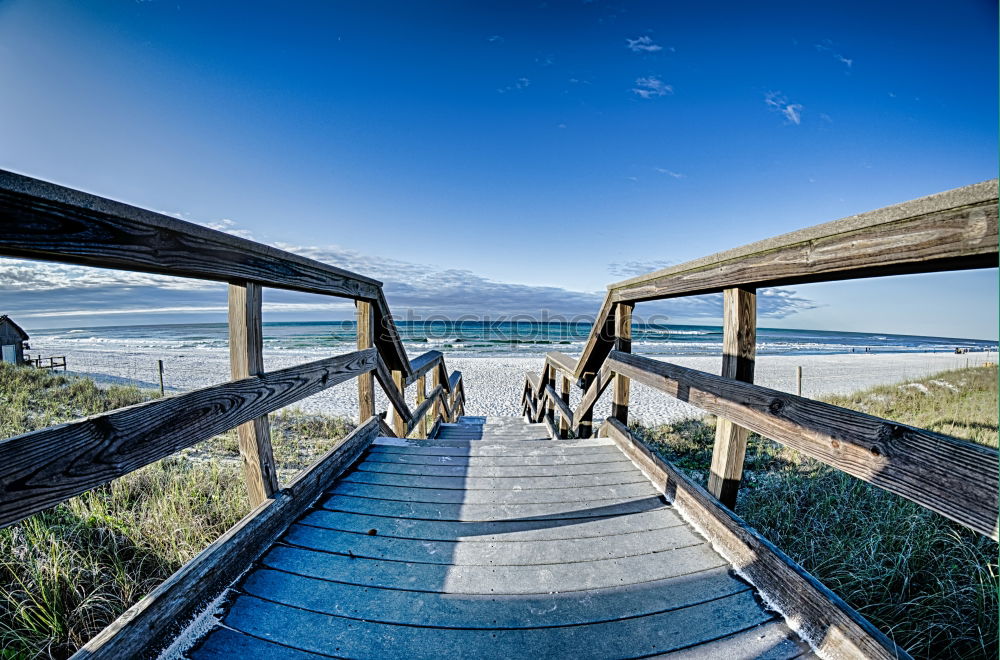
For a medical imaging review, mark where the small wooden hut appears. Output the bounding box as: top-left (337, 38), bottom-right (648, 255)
top-left (0, 315), bottom-right (29, 364)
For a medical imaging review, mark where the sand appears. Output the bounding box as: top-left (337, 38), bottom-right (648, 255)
top-left (46, 342), bottom-right (992, 425)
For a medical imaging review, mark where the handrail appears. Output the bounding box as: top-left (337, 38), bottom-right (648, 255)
top-left (0, 169), bottom-right (465, 526)
top-left (0, 169), bottom-right (418, 373)
top-left (573, 179), bottom-right (998, 381)
top-left (523, 179), bottom-right (1000, 540)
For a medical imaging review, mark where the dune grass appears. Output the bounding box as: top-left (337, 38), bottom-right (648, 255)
top-left (634, 365), bottom-right (999, 659)
top-left (0, 363), bottom-right (354, 659)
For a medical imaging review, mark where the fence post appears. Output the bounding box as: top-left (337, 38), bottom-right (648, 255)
top-left (432, 366), bottom-right (443, 423)
top-left (707, 286), bottom-right (757, 509)
top-left (157, 359), bottom-right (164, 396)
top-left (228, 281), bottom-right (279, 507)
top-left (559, 375), bottom-right (571, 438)
top-left (416, 374), bottom-right (428, 438)
top-left (356, 301), bottom-right (375, 422)
top-left (796, 365), bottom-right (802, 397)
top-left (546, 364), bottom-right (557, 426)
top-left (392, 369), bottom-right (407, 436)
top-left (577, 372), bottom-right (594, 438)
top-left (611, 302), bottom-right (633, 424)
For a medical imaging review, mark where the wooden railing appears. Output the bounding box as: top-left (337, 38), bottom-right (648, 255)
top-left (24, 354), bottom-right (67, 370)
top-left (0, 168), bottom-right (465, 526)
top-left (524, 178), bottom-right (999, 540)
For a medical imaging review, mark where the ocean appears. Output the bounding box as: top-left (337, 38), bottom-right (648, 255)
top-left (27, 321), bottom-right (998, 359)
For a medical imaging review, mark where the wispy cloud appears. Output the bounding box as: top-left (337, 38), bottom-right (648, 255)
top-left (487, 35), bottom-right (504, 44)
top-left (498, 77), bottom-right (531, 93)
top-left (647, 288), bottom-right (819, 320)
top-left (765, 91), bottom-right (803, 125)
top-left (815, 39), bottom-right (853, 69)
top-left (654, 167), bottom-right (685, 178)
top-left (199, 218), bottom-right (255, 240)
top-left (626, 35), bottom-right (662, 53)
top-left (607, 260), bottom-right (674, 277)
top-left (632, 76), bottom-right (672, 99)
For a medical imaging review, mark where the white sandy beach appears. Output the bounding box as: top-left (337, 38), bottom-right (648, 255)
top-left (43, 341), bottom-right (991, 426)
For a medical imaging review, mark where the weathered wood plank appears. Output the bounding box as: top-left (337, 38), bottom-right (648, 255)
top-left (543, 414), bottom-right (560, 440)
top-left (213, 587), bottom-right (770, 658)
top-left (405, 351), bottom-right (444, 387)
top-left (606, 351), bottom-right (999, 538)
top-left (0, 349), bottom-right (376, 529)
top-left (331, 479), bottom-right (655, 505)
top-left (431, 367), bottom-right (447, 423)
top-left (263, 539), bottom-right (722, 595)
top-left (407, 385), bottom-right (443, 436)
top-left (300, 505), bottom-right (682, 540)
top-left (545, 351), bottom-right (577, 376)
top-left (392, 369), bottom-right (407, 437)
top-left (544, 384), bottom-right (573, 429)
top-left (708, 286), bottom-right (756, 508)
top-left (559, 375), bottom-right (571, 439)
top-left (370, 294), bottom-right (411, 374)
top-left (284, 522), bottom-right (698, 566)
top-left (72, 417), bottom-right (380, 660)
top-left (373, 355), bottom-right (411, 427)
top-left (573, 292), bottom-right (616, 382)
top-left (611, 303), bottom-right (633, 424)
top-left (0, 170), bottom-right (381, 300)
top-left (239, 563), bottom-right (744, 628)
top-left (377, 415), bottom-right (397, 438)
top-left (355, 301), bottom-right (376, 422)
top-left (572, 364), bottom-right (614, 436)
top-left (319, 492), bottom-right (660, 522)
top-left (602, 417), bottom-right (908, 659)
top-left (611, 180), bottom-right (998, 304)
top-left (415, 375), bottom-right (428, 438)
top-left (229, 282), bottom-right (280, 506)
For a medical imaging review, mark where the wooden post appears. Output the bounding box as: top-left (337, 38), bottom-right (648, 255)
top-left (578, 372), bottom-right (594, 438)
top-left (559, 375), bottom-right (571, 439)
top-left (611, 302), bottom-right (633, 424)
top-left (392, 369), bottom-right (406, 437)
top-left (795, 365), bottom-right (802, 397)
top-left (157, 359), bottom-right (164, 396)
top-left (356, 301), bottom-right (375, 423)
top-left (708, 286), bottom-right (757, 509)
top-left (416, 375), bottom-right (428, 438)
top-left (432, 366), bottom-right (443, 423)
top-left (228, 281), bottom-right (279, 507)
top-left (546, 365), bottom-right (557, 425)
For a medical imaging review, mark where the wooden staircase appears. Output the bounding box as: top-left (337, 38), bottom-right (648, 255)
top-left (187, 415), bottom-right (813, 659)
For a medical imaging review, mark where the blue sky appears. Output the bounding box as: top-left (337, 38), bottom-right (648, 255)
top-left (0, 0), bottom-right (996, 339)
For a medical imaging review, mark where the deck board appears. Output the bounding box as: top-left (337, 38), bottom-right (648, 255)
top-left (186, 416), bottom-right (814, 659)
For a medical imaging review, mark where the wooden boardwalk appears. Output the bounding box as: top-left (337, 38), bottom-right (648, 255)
top-left (4, 172), bottom-right (995, 658)
top-left (187, 417), bottom-right (813, 659)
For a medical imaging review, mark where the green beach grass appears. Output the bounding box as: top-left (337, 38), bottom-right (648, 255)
top-left (634, 365), bottom-right (999, 659)
top-left (0, 363), bottom-right (354, 659)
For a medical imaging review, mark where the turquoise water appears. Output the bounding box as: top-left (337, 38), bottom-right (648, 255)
top-left (29, 321), bottom-right (998, 357)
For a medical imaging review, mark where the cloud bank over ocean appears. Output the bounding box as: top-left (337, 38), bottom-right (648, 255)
top-left (0, 245), bottom-right (817, 327)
